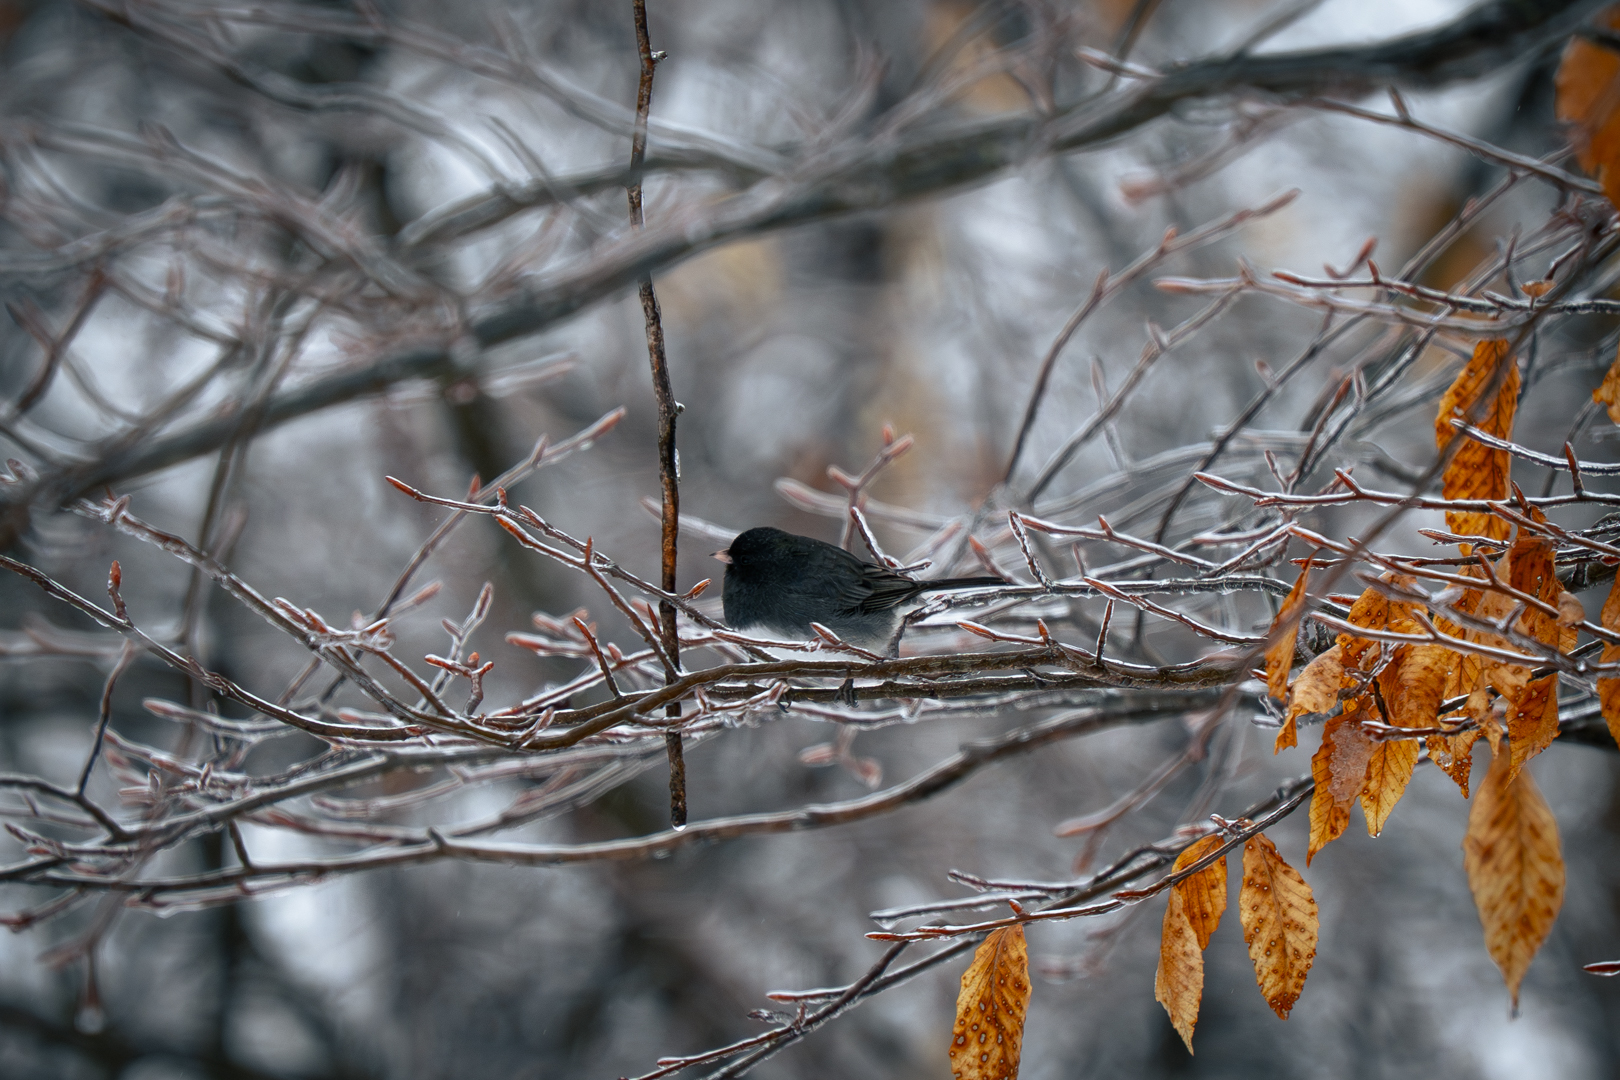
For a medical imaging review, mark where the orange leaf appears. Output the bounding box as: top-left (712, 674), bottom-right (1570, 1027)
top-left (1329, 585), bottom-right (1465, 825)
top-left (1382, 578), bottom-right (1425, 636)
top-left (1598, 574), bottom-right (1620, 747)
top-left (1463, 746), bottom-right (1565, 1008)
top-left (1336, 579), bottom-right (1433, 681)
top-left (1155, 889), bottom-right (1204, 1053)
top-left (1278, 644), bottom-right (1343, 753)
top-left (1507, 523), bottom-right (1560, 649)
top-left (1465, 551), bottom-right (1535, 701)
top-left (1557, 6), bottom-right (1620, 207)
top-left (1307, 711), bottom-right (1372, 864)
top-left (1506, 674), bottom-right (1560, 784)
top-left (1336, 586), bottom-right (1390, 671)
top-left (1430, 687), bottom-right (1490, 798)
top-left (1428, 729), bottom-right (1481, 798)
top-left (1274, 717), bottom-right (1297, 755)
top-left (1438, 571), bottom-right (1485, 697)
top-left (1434, 340), bottom-right (1519, 543)
top-left (1153, 835), bottom-right (1228, 1053)
top-left (1265, 568), bottom-right (1311, 702)
top-left (950, 925), bottom-right (1031, 1080)
top-left (1358, 737), bottom-right (1419, 839)
top-left (1594, 341), bottom-right (1620, 425)
top-left (1172, 834), bottom-right (1228, 950)
top-left (1479, 698), bottom-right (1505, 754)
top-left (1239, 833), bottom-right (1318, 1019)
top-left (1379, 643), bottom-right (1451, 729)
top-left (1358, 642), bottom-right (1452, 834)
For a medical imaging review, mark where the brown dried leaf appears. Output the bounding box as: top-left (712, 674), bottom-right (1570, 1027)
top-left (1506, 674), bottom-right (1560, 784)
top-left (1265, 568), bottom-right (1311, 702)
top-left (1327, 709), bottom-right (1376, 804)
top-left (1172, 834), bottom-right (1229, 950)
top-left (1152, 834), bottom-right (1230, 1053)
top-left (1239, 833), bottom-right (1318, 1019)
top-left (1507, 523), bottom-right (1560, 649)
top-left (1380, 643), bottom-right (1452, 730)
top-left (1358, 736), bottom-right (1419, 839)
top-left (1155, 892), bottom-right (1204, 1053)
top-left (1337, 587), bottom-right (1390, 671)
top-left (1599, 574), bottom-right (1620, 747)
top-left (1441, 643), bottom-right (1474, 699)
top-left (1463, 746), bottom-right (1565, 1008)
top-left (1557, 7), bottom-right (1620, 207)
top-left (951, 925), bottom-right (1031, 1080)
top-left (1338, 576), bottom-right (1447, 679)
top-left (1480, 699), bottom-right (1505, 754)
top-left (1307, 711), bottom-right (1371, 864)
top-left (1556, 591), bottom-right (1585, 628)
top-left (1358, 642), bottom-right (1452, 833)
top-left (1434, 339), bottom-right (1519, 542)
top-left (1466, 552), bottom-right (1534, 701)
top-left (1273, 716), bottom-right (1297, 755)
top-left (1430, 687), bottom-right (1490, 798)
top-left (1428, 729), bottom-right (1481, 798)
top-left (1491, 667), bottom-right (1532, 710)
top-left (1382, 577), bottom-right (1424, 636)
top-left (1279, 644), bottom-right (1343, 753)
top-left (1439, 571), bottom-right (1485, 697)
top-left (1595, 342), bottom-right (1620, 425)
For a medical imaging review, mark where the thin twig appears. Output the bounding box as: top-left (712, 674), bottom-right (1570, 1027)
top-left (76, 641), bottom-right (137, 797)
top-left (626, 0), bottom-right (685, 828)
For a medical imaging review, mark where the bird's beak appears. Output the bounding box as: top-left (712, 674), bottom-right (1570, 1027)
top-left (712, 549), bottom-right (732, 564)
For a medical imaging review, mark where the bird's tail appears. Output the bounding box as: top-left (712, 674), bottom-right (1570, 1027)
top-left (927, 576), bottom-right (1007, 591)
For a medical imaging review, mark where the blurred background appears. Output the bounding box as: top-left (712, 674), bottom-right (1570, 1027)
top-left (2, 0), bottom-right (1619, 1077)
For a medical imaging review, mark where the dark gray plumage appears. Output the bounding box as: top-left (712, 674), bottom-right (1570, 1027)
top-left (717, 526), bottom-right (1004, 647)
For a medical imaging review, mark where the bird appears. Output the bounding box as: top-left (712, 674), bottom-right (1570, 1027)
top-left (714, 526), bottom-right (1006, 648)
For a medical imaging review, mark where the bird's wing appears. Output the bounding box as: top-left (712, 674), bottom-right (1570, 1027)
top-left (844, 562), bottom-right (925, 615)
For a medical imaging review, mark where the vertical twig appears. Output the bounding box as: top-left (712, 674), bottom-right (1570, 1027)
top-left (628, 0), bottom-right (686, 828)
top-left (77, 640), bottom-right (136, 798)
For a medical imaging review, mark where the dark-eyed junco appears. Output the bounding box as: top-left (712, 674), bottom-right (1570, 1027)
top-left (715, 526), bottom-right (1005, 647)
